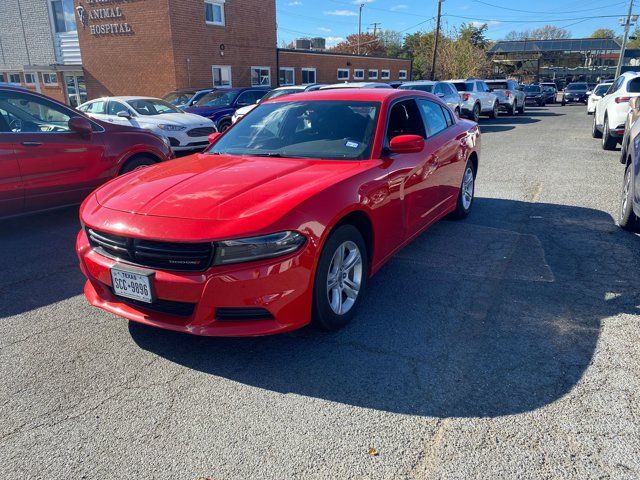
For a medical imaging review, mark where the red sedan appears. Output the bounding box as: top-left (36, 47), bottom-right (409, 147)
top-left (0, 86), bottom-right (173, 218)
top-left (77, 89), bottom-right (480, 336)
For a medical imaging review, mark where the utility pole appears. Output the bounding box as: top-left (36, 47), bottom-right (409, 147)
top-left (358, 3), bottom-right (365, 55)
top-left (430, 0), bottom-right (444, 80)
top-left (370, 22), bottom-right (382, 37)
top-left (616, 0), bottom-right (637, 78)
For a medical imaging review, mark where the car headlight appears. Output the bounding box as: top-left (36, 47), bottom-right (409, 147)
top-left (213, 231), bottom-right (306, 265)
top-left (158, 124), bottom-right (186, 131)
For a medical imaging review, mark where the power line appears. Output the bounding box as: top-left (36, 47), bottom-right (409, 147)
top-left (444, 13), bottom-right (628, 23)
top-left (471, 0), bottom-right (626, 15)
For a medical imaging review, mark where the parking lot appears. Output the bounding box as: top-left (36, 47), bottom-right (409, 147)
top-left (1, 104), bottom-right (639, 479)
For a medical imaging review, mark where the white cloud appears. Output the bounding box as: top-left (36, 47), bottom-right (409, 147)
top-left (324, 9), bottom-right (358, 16)
top-left (317, 27), bottom-right (332, 33)
top-left (326, 36), bottom-right (346, 47)
top-left (288, 1), bottom-right (302, 5)
top-left (352, 0), bottom-right (375, 3)
top-left (469, 20), bottom-right (501, 27)
top-left (390, 4), bottom-right (408, 11)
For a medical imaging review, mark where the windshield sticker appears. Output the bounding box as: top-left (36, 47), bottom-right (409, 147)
top-left (345, 140), bottom-right (360, 149)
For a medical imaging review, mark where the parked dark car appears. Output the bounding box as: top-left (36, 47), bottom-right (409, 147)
top-left (562, 83), bottom-right (589, 106)
top-left (541, 86), bottom-right (557, 104)
top-left (184, 87), bottom-right (271, 131)
top-left (523, 85), bottom-right (546, 106)
top-left (0, 86), bottom-right (173, 219)
top-left (162, 88), bottom-right (215, 108)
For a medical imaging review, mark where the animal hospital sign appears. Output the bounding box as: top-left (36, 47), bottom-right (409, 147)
top-left (76, 0), bottom-right (140, 36)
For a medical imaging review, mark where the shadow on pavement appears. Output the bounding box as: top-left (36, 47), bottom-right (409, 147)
top-left (130, 197), bottom-right (640, 418)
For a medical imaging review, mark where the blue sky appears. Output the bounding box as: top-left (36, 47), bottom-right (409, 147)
top-left (276, 0), bottom-right (635, 47)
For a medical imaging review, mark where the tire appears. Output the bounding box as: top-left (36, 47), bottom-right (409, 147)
top-left (507, 103), bottom-right (515, 116)
top-left (602, 116), bottom-right (617, 150)
top-left (450, 159), bottom-right (476, 220)
top-left (217, 118), bottom-right (232, 132)
top-left (561, 100), bottom-right (566, 106)
top-left (592, 114), bottom-right (602, 139)
top-left (454, 107), bottom-right (460, 118)
top-left (619, 162), bottom-right (639, 231)
top-left (120, 155), bottom-right (156, 174)
top-left (620, 134), bottom-right (629, 164)
top-left (312, 225), bottom-right (368, 331)
top-left (517, 101), bottom-right (525, 114)
top-left (471, 103), bottom-right (480, 123)
top-left (488, 101), bottom-right (498, 119)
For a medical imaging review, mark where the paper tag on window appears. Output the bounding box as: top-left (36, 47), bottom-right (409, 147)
top-left (345, 140), bottom-right (360, 149)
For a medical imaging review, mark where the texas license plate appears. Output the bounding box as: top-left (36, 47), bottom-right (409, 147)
top-left (111, 267), bottom-right (154, 303)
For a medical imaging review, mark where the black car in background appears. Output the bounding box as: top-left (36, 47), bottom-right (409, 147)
top-left (562, 83), bottom-right (589, 106)
top-left (523, 85), bottom-right (546, 106)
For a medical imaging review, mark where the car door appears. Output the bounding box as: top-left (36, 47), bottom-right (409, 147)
top-left (3, 90), bottom-right (107, 212)
top-left (106, 100), bottom-right (137, 126)
top-left (0, 100), bottom-right (24, 216)
top-left (597, 79), bottom-right (620, 126)
top-left (384, 98), bottom-right (442, 236)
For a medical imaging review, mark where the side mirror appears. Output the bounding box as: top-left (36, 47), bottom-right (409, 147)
top-left (389, 134), bottom-right (425, 154)
top-left (68, 116), bottom-right (93, 138)
top-left (117, 111), bottom-right (132, 119)
top-left (208, 132), bottom-right (222, 145)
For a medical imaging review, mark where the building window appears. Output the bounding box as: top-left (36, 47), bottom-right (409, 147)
top-left (399, 70), bottom-right (408, 80)
top-left (24, 73), bottom-right (36, 85)
top-left (337, 68), bottom-right (349, 81)
top-left (212, 65), bottom-right (232, 87)
top-left (354, 69), bottom-right (364, 80)
top-left (42, 73), bottom-right (58, 85)
top-left (0, 74), bottom-right (4, 83)
top-left (381, 69), bottom-right (390, 80)
top-left (368, 69), bottom-right (378, 80)
top-left (8, 73), bottom-right (21, 84)
top-left (301, 68), bottom-right (316, 84)
top-left (251, 66), bottom-right (271, 86)
top-left (205, 0), bottom-right (225, 26)
top-left (279, 67), bottom-right (295, 86)
top-left (50, 0), bottom-right (77, 33)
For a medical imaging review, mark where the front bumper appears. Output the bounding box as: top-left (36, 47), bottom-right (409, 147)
top-left (563, 94), bottom-right (587, 103)
top-left (77, 229), bottom-right (316, 336)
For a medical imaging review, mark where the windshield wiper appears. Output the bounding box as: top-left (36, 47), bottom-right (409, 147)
top-left (251, 152), bottom-right (285, 157)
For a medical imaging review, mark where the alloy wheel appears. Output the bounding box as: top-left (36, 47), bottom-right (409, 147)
top-left (326, 241), bottom-right (363, 315)
top-left (621, 165), bottom-right (632, 219)
top-left (462, 167), bottom-right (474, 210)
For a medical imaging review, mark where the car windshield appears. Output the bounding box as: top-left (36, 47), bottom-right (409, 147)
top-left (400, 84), bottom-right (434, 93)
top-left (451, 82), bottom-right (474, 92)
top-left (162, 91), bottom-right (195, 105)
top-left (196, 90), bottom-right (237, 107)
top-left (566, 83), bottom-right (587, 91)
top-left (128, 99), bottom-right (182, 115)
top-left (208, 100), bottom-right (380, 160)
top-left (594, 84), bottom-right (611, 96)
top-left (487, 82), bottom-right (508, 91)
top-left (524, 86), bottom-right (541, 92)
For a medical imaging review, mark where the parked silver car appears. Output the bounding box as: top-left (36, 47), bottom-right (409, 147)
top-left (485, 79), bottom-right (525, 116)
top-left (446, 78), bottom-right (499, 122)
top-left (399, 81), bottom-right (463, 116)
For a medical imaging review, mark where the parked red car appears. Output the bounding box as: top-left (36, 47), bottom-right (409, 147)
top-left (0, 86), bottom-right (173, 218)
top-left (77, 89), bottom-right (480, 336)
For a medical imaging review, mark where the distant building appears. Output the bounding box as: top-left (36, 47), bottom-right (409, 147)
top-left (488, 38), bottom-right (622, 84)
top-left (0, 0), bottom-right (85, 106)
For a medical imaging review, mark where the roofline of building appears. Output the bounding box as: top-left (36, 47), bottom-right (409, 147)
top-left (277, 48), bottom-right (411, 62)
top-left (491, 37), bottom-right (621, 45)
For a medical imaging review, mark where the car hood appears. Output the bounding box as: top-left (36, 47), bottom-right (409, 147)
top-left (94, 153), bottom-right (369, 222)
top-left (134, 112), bottom-right (214, 128)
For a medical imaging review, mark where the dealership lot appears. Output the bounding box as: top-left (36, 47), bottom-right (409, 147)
top-left (1, 105), bottom-right (639, 479)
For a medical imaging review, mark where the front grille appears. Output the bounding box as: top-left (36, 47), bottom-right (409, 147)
top-left (187, 127), bottom-right (216, 138)
top-left (215, 307), bottom-right (274, 321)
top-left (88, 228), bottom-right (213, 272)
top-left (112, 290), bottom-right (196, 317)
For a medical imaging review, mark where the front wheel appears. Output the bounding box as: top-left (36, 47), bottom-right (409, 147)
top-left (217, 118), bottom-right (232, 132)
top-left (592, 114), bottom-right (602, 138)
top-left (312, 225), bottom-right (368, 331)
top-left (517, 101), bottom-right (525, 114)
top-left (507, 103), bottom-right (515, 116)
top-left (120, 155), bottom-right (156, 174)
top-left (488, 102), bottom-right (499, 119)
top-left (619, 162), bottom-right (639, 231)
top-left (602, 117), bottom-right (617, 150)
top-left (450, 160), bottom-right (476, 220)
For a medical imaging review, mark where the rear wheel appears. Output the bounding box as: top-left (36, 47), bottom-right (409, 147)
top-left (619, 162), bottom-right (639, 231)
top-left (517, 101), bottom-right (525, 114)
top-left (120, 155), bottom-right (156, 174)
top-left (602, 116), bottom-right (617, 150)
top-left (471, 103), bottom-right (480, 123)
top-left (507, 103), bottom-right (515, 116)
top-left (312, 225), bottom-right (368, 331)
top-left (450, 159), bottom-right (476, 220)
top-left (488, 101), bottom-right (499, 119)
top-left (217, 118), bottom-right (232, 132)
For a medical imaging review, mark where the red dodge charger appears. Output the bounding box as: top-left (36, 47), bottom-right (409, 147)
top-left (77, 89), bottom-right (480, 336)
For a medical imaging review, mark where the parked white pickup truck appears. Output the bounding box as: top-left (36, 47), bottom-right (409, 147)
top-left (446, 79), bottom-right (499, 122)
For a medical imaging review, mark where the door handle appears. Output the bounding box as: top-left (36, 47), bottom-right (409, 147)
top-left (21, 141), bottom-right (43, 147)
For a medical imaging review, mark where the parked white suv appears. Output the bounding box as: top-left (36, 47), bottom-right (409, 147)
top-left (447, 79), bottom-right (499, 122)
top-left (587, 82), bottom-right (613, 115)
top-left (593, 72), bottom-right (640, 150)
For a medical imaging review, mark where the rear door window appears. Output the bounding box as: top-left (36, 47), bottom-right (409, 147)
top-left (627, 78), bottom-right (640, 93)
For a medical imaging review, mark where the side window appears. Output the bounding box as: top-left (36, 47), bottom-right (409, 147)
top-left (417, 99), bottom-right (449, 137)
top-left (434, 84), bottom-right (444, 96)
top-left (386, 99), bottom-right (426, 143)
top-left (87, 100), bottom-right (106, 114)
top-left (107, 101), bottom-right (129, 116)
top-left (445, 84), bottom-right (456, 96)
top-left (236, 90), bottom-right (262, 106)
top-left (0, 91), bottom-right (71, 133)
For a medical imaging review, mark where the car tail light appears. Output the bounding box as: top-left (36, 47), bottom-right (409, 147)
top-left (615, 96), bottom-right (632, 104)
top-left (505, 90), bottom-right (511, 98)
top-left (462, 93), bottom-right (471, 101)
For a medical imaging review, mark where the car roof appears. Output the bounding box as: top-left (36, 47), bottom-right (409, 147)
top-left (265, 88), bottom-right (431, 104)
top-left (273, 85), bottom-right (308, 91)
top-left (401, 80), bottom-right (436, 85)
top-left (320, 82), bottom-right (392, 89)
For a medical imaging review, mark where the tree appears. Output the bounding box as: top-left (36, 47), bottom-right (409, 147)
top-left (627, 26), bottom-right (640, 49)
top-left (329, 33), bottom-right (386, 56)
top-left (590, 28), bottom-right (616, 39)
top-left (458, 22), bottom-right (490, 49)
top-left (504, 25), bottom-right (571, 41)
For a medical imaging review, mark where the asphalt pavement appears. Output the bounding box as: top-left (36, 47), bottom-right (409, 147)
top-left (1, 104), bottom-right (639, 479)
